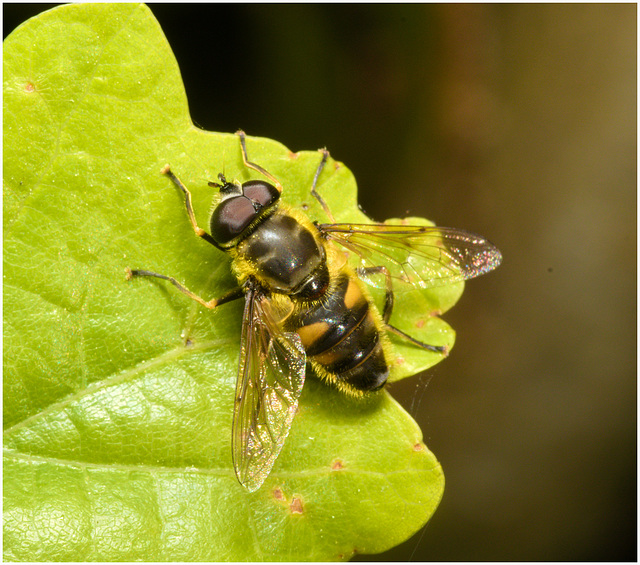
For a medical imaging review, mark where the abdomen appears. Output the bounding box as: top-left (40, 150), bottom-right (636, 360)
top-left (292, 272), bottom-right (389, 394)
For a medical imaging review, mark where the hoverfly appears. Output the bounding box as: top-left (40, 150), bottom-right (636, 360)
top-left (126, 131), bottom-right (502, 492)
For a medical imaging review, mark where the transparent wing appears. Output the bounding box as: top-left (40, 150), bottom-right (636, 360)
top-left (319, 223), bottom-right (502, 291)
top-left (232, 284), bottom-right (306, 493)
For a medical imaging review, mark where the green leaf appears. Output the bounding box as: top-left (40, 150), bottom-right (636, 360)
top-left (4, 4), bottom-right (452, 561)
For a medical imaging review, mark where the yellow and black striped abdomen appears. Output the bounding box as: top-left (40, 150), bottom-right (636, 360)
top-left (293, 272), bottom-right (390, 394)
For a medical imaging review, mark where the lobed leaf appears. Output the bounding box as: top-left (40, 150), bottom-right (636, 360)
top-left (3, 4), bottom-right (449, 561)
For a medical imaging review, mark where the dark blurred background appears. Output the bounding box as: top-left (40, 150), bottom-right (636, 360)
top-left (4, 4), bottom-right (636, 561)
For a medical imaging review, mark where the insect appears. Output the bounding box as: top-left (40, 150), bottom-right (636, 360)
top-left (126, 131), bottom-right (502, 492)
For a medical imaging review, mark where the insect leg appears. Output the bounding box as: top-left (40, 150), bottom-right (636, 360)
top-left (386, 324), bottom-right (447, 354)
top-left (161, 165), bottom-right (222, 250)
top-left (125, 268), bottom-right (244, 309)
top-left (310, 148), bottom-right (336, 223)
top-left (358, 265), bottom-right (447, 354)
top-left (358, 265), bottom-right (394, 322)
top-left (236, 130), bottom-right (284, 193)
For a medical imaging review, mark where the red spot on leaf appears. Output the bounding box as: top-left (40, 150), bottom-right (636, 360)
top-left (289, 496), bottom-right (304, 514)
top-left (331, 459), bottom-right (344, 471)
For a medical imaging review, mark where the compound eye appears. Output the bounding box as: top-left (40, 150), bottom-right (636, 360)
top-left (242, 180), bottom-right (280, 208)
top-left (210, 196), bottom-right (257, 244)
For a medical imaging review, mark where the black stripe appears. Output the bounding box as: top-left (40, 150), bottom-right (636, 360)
top-left (298, 275), bottom-right (368, 357)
